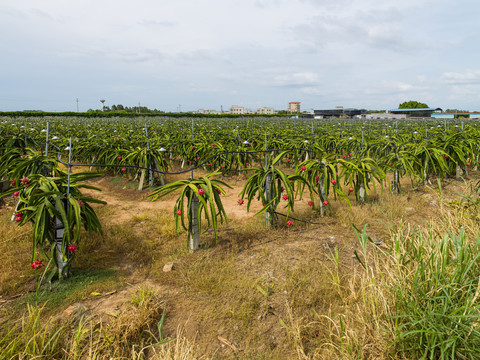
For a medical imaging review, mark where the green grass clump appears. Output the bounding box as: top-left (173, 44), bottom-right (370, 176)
top-left (18, 269), bottom-right (121, 310)
top-left (392, 227), bottom-right (480, 359)
top-left (0, 304), bottom-right (66, 360)
top-left (108, 176), bottom-right (125, 185)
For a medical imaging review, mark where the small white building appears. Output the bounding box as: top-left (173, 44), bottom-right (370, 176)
top-left (357, 113), bottom-right (406, 120)
top-left (230, 105), bottom-right (245, 115)
top-left (256, 106), bottom-right (276, 115)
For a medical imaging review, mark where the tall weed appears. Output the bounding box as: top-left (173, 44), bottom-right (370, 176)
top-left (391, 227), bottom-right (480, 359)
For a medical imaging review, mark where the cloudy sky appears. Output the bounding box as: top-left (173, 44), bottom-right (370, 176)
top-left (1, 0), bottom-right (479, 112)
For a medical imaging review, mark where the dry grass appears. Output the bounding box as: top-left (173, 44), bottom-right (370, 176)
top-left (0, 202), bottom-right (36, 296)
top-left (0, 283), bottom-right (177, 359)
top-left (147, 327), bottom-right (207, 360)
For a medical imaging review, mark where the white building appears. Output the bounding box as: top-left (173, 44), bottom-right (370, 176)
top-left (230, 105), bottom-right (245, 114)
top-left (356, 113), bottom-right (406, 120)
top-left (256, 106), bottom-right (276, 115)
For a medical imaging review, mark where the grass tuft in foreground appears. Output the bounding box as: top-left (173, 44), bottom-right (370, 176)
top-left (314, 202), bottom-right (480, 359)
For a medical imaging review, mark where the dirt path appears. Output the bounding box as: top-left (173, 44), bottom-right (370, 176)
top-left (84, 175), bottom-right (259, 226)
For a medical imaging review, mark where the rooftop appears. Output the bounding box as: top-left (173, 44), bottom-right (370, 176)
top-left (390, 108), bottom-right (442, 112)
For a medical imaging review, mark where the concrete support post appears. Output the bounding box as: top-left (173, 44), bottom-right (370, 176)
top-left (189, 195), bottom-right (200, 252)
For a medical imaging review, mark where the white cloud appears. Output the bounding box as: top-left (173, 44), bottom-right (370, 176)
top-left (397, 82), bottom-right (414, 91)
top-left (442, 70), bottom-right (480, 85)
top-left (59, 48), bottom-right (166, 64)
top-left (300, 86), bottom-right (323, 95)
top-left (272, 72), bottom-right (320, 87)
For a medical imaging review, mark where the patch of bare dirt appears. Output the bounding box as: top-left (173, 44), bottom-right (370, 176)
top-left (85, 175), bottom-right (257, 227)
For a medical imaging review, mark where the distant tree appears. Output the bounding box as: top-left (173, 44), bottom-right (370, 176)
top-left (398, 101), bottom-right (429, 109)
top-left (445, 109), bottom-right (468, 113)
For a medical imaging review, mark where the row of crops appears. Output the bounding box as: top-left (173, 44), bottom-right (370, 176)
top-left (2, 115), bottom-right (478, 189)
top-left (1, 115), bottom-right (479, 278)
